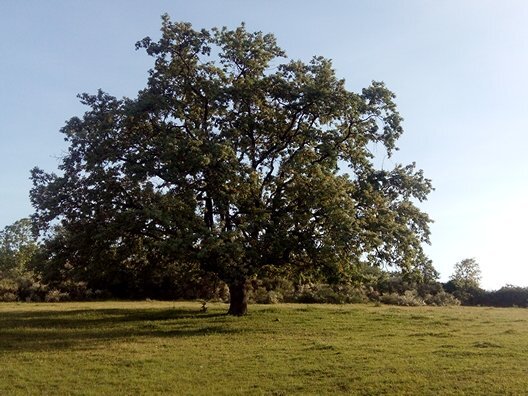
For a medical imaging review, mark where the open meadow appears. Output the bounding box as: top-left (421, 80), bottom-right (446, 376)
top-left (1, 301), bottom-right (527, 395)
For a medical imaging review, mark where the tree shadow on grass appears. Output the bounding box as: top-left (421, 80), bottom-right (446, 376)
top-left (0, 307), bottom-right (239, 353)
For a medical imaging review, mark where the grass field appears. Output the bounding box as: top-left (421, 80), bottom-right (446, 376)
top-left (0, 301), bottom-right (527, 395)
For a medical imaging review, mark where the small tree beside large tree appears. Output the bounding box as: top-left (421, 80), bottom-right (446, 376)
top-left (31, 16), bottom-right (433, 315)
top-left (444, 258), bottom-right (482, 304)
top-left (0, 218), bottom-right (38, 278)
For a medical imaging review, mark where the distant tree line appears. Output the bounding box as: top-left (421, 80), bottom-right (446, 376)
top-left (1, 218), bottom-right (526, 307)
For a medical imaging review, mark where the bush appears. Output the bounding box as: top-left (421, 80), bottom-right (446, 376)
top-left (251, 287), bottom-right (283, 304)
top-left (491, 286), bottom-right (528, 307)
top-left (45, 289), bottom-right (70, 302)
top-left (473, 286), bottom-right (528, 307)
top-left (293, 284), bottom-right (369, 304)
top-left (399, 290), bottom-right (425, 306)
top-left (378, 292), bottom-right (399, 305)
top-left (423, 291), bottom-right (460, 306)
top-left (0, 275), bottom-right (50, 302)
top-left (378, 289), bottom-right (460, 307)
top-left (18, 279), bottom-right (48, 302)
top-left (56, 281), bottom-right (94, 301)
top-left (295, 284), bottom-right (340, 303)
top-left (379, 290), bottom-right (425, 306)
top-left (0, 279), bottom-right (18, 301)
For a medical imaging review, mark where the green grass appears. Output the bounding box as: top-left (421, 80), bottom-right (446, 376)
top-left (1, 302), bottom-right (527, 395)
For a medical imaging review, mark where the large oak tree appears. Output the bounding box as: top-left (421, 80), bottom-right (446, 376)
top-left (31, 17), bottom-right (433, 315)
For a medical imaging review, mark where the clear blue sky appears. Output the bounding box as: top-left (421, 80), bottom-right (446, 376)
top-left (1, 0), bottom-right (527, 289)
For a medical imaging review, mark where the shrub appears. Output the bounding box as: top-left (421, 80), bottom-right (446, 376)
top-left (475, 286), bottom-right (528, 307)
top-left (492, 286), bottom-right (528, 307)
top-left (378, 292), bottom-right (400, 305)
top-left (0, 291), bottom-right (17, 302)
top-left (295, 285), bottom-right (340, 303)
top-left (423, 291), bottom-right (460, 306)
top-left (56, 281), bottom-right (94, 301)
top-left (0, 276), bottom-right (49, 302)
top-left (293, 284), bottom-right (370, 304)
top-left (0, 279), bottom-right (18, 301)
top-left (45, 289), bottom-right (70, 302)
top-left (252, 287), bottom-right (283, 304)
top-left (380, 290), bottom-right (425, 306)
top-left (18, 279), bottom-right (48, 302)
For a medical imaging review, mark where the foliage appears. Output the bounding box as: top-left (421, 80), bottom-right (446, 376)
top-left (369, 257), bottom-right (455, 305)
top-left (486, 285), bottom-right (528, 307)
top-left (35, 234), bottom-right (227, 301)
top-left (0, 218), bottom-right (38, 278)
top-left (379, 290), bottom-right (425, 306)
top-left (449, 258), bottom-right (481, 290)
top-left (250, 272), bottom-right (458, 306)
top-left (443, 258), bottom-right (483, 305)
top-left (422, 290), bottom-right (460, 306)
top-left (0, 279), bottom-right (18, 302)
top-left (293, 283), bottom-right (370, 304)
top-left (30, 17), bottom-right (433, 314)
top-left (2, 302), bottom-right (528, 394)
top-left (0, 219), bottom-right (46, 302)
top-left (0, 217), bottom-right (450, 306)
top-left (468, 285), bottom-right (528, 308)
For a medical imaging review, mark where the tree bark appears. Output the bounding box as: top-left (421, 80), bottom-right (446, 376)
top-left (227, 280), bottom-right (248, 316)
top-left (204, 196), bottom-right (214, 229)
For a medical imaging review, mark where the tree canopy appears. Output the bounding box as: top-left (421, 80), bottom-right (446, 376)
top-left (450, 258), bottom-right (482, 290)
top-left (31, 17), bottom-right (433, 315)
top-left (0, 218), bottom-right (38, 278)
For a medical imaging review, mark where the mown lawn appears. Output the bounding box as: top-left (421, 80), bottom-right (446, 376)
top-left (0, 301), bottom-right (527, 395)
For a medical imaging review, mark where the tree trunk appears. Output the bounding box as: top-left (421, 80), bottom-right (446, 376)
top-left (204, 196), bottom-right (214, 229)
top-left (227, 280), bottom-right (248, 316)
